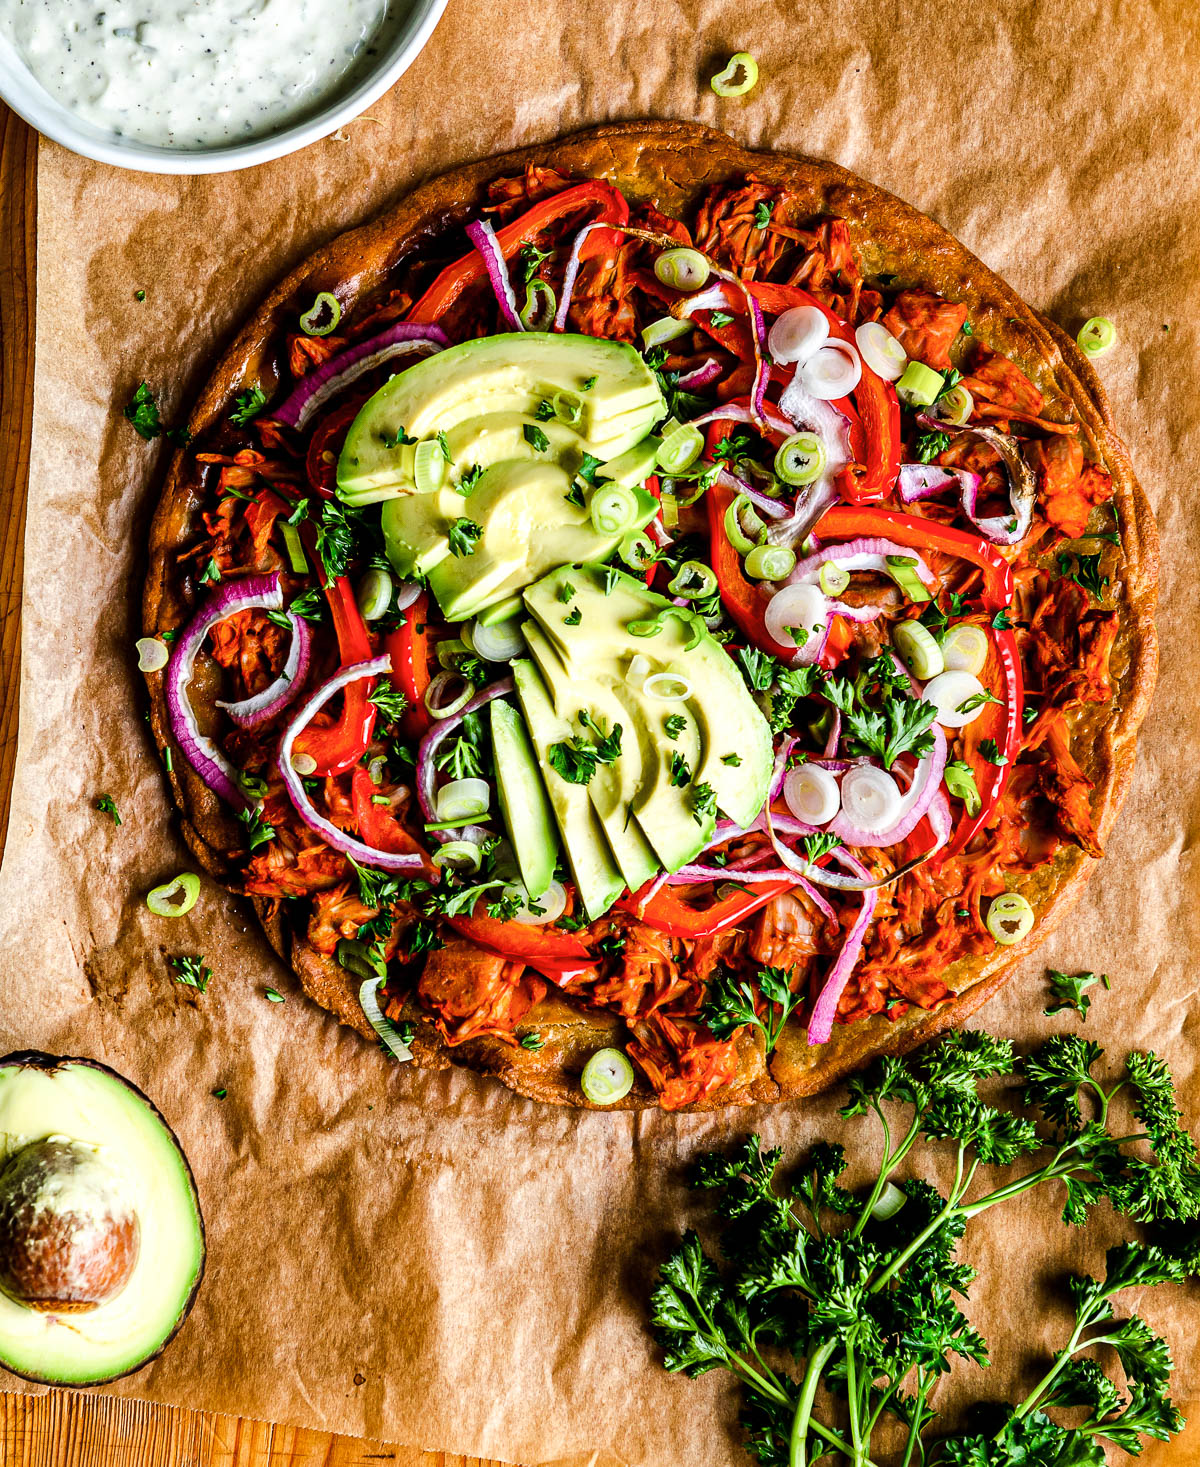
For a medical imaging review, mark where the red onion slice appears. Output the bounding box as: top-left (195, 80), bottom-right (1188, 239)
top-left (897, 463), bottom-right (981, 504)
top-left (688, 399), bottom-right (796, 437)
top-left (807, 848), bottom-right (878, 1046)
top-left (465, 218), bottom-right (524, 332)
top-left (915, 414), bottom-right (1036, 545)
top-left (826, 726), bottom-right (947, 848)
top-left (416, 677), bottom-right (515, 841)
top-left (272, 320), bottom-right (449, 431)
top-left (216, 612), bottom-right (312, 729)
top-left (715, 467), bottom-right (788, 521)
top-left (278, 654), bottom-right (426, 873)
top-left (166, 572), bottom-right (290, 808)
top-left (675, 356), bottom-right (723, 389)
top-left (788, 536), bottom-right (938, 595)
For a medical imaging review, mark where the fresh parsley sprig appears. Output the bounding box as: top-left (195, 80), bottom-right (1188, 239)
top-left (652, 1031), bottom-right (1200, 1467)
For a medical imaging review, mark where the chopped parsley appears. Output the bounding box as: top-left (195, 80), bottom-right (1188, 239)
top-left (669, 751), bottom-right (692, 788)
top-left (692, 781), bottom-right (718, 825)
top-left (914, 429), bottom-right (951, 463)
top-left (564, 483), bottom-right (587, 509)
top-left (563, 606), bottom-right (582, 626)
top-left (379, 426), bottom-right (416, 449)
top-left (123, 382), bottom-right (162, 440)
top-left (237, 804), bottom-right (275, 850)
top-left (701, 964), bottom-right (800, 1053)
top-left (753, 199), bottom-right (775, 229)
top-left (664, 714), bottom-right (687, 739)
top-left (1045, 968), bottom-right (1111, 1021)
top-left (581, 374), bottom-right (598, 391)
top-left (992, 608), bottom-right (1014, 629)
top-left (577, 451), bottom-right (602, 485)
top-left (524, 423), bottom-right (551, 453)
top-left (557, 580), bottom-right (577, 604)
top-left (169, 955), bottom-right (212, 994)
top-left (799, 832), bottom-right (842, 863)
top-left (448, 517), bottom-right (482, 557)
top-left (708, 310), bottom-right (734, 328)
top-left (314, 498), bottom-right (362, 584)
top-left (955, 688), bottom-right (1002, 715)
top-left (95, 794), bottom-right (122, 826)
top-left (1057, 548), bottom-right (1110, 601)
top-left (264, 988), bottom-right (286, 1003)
top-left (437, 430), bottom-right (452, 461)
top-left (979, 738), bottom-right (1008, 766)
top-left (535, 398), bottom-right (556, 421)
top-left (721, 752), bottom-right (742, 767)
top-left (547, 712), bottom-right (622, 786)
top-left (230, 386), bottom-right (268, 426)
top-left (823, 653), bottom-right (937, 769)
top-left (520, 1032), bottom-right (546, 1051)
top-left (516, 243), bottom-right (552, 284)
top-left (368, 678), bottom-right (409, 723)
top-left (199, 558), bottom-right (221, 585)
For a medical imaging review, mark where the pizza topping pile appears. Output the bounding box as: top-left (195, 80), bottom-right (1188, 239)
top-left (158, 165), bottom-right (1123, 1107)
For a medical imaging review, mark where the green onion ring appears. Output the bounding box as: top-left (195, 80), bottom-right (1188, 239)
top-left (146, 872), bottom-right (201, 918)
top-left (358, 976), bottom-right (413, 1062)
top-left (580, 1047), bottom-right (635, 1104)
top-left (590, 483), bottom-right (639, 537)
top-left (774, 432), bottom-right (826, 486)
top-left (1077, 316), bottom-right (1117, 357)
top-left (723, 493), bottom-right (760, 555)
top-left (519, 279), bottom-right (557, 331)
top-left (744, 545), bottom-right (796, 581)
top-left (656, 424), bottom-right (705, 474)
top-left (653, 247), bottom-right (710, 293)
top-left (710, 52), bottom-right (759, 97)
top-left (414, 439), bottom-right (447, 494)
top-left (299, 291), bottom-right (342, 337)
top-left (667, 560), bottom-right (718, 600)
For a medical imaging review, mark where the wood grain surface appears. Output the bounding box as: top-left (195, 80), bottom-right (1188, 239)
top-left (0, 102), bottom-right (525, 1467)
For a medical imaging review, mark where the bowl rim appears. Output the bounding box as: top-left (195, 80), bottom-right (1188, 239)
top-left (0, 0), bottom-right (449, 175)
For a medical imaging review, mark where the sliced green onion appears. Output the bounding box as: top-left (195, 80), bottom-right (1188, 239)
top-left (136, 636), bottom-right (169, 673)
top-left (986, 892), bottom-right (1034, 946)
top-left (580, 1047), bottom-right (635, 1104)
top-left (723, 494), bottom-right (761, 555)
top-left (551, 389), bottom-right (583, 425)
top-left (616, 532), bottom-right (653, 571)
top-left (656, 424), bottom-right (705, 474)
top-left (356, 567), bottom-right (393, 621)
top-left (643, 672), bottom-right (692, 701)
top-left (280, 521), bottom-right (308, 575)
top-left (436, 777), bottom-right (490, 822)
top-left (710, 52), bottom-right (759, 97)
top-left (479, 594), bottom-right (526, 626)
top-left (653, 247), bottom-right (710, 293)
top-left (774, 432), bottom-right (825, 486)
top-left (668, 560), bottom-right (718, 600)
top-left (291, 751), bottom-right (317, 776)
top-left (590, 483), bottom-right (639, 537)
top-left (660, 491), bottom-right (679, 529)
top-left (433, 840), bottom-right (483, 875)
top-left (817, 561), bottom-right (850, 597)
top-left (869, 1181), bottom-right (908, 1221)
top-left (424, 672), bottom-right (474, 720)
top-left (884, 554), bottom-right (932, 604)
top-left (414, 438), bottom-right (447, 494)
top-left (640, 315), bottom-right (693, 351)
top-left (519, 279), bottom-right (557, 331)
top-left (299, 291), bottom-right (341, 337)
top-left (358, 976), bottom-right (412, 1062)
top-left (436, 637), bottom-right (470, 670)
top-left (744, 545), bottom-right (796, 581)
top-left (892, 620), bottom-right (945, 681)
top-left (146, 872), bottom-right (200, 918)
top-left (941, 622), bottom-right (989, 675)
top-left (935, 384), bottom-right (974, 426)
top-left (336, 939), bottom-right (386, 981)
top-left (1077, 317), bottom-right (1117, 358)
top-left (896, 361), bottom-right (944, 407)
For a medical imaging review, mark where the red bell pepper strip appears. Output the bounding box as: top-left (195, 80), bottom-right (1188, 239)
top-left (812, 504), bottom-right (1023, 857)
top-left (292, 570), bottom-right (378, 777)
top-left (620, 879), bottom-right (793, 939)
top-left (351, 768), bottom-right (433, 868)
top-left (941, 627), bottom-right (1024, 859)
top-left (305, 398), bottom-right (367, 499)
top-left (678, 280), bottom-right (901, 504)
top-left (707, 478), bottom-right (796, 660)
top-left (407, 180), bottom-right (630, 325)
top-left (446, 913), bottom-right (595, 983)
top-left (384, 591), bottom-right (433, 740)
top-left (814, 505), bottom-right (1014, 609)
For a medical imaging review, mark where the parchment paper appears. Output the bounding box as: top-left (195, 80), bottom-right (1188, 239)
top-left (1, 1), bottom-right (1198, 1462)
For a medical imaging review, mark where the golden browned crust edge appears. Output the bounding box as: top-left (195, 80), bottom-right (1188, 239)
top-left (143, 120), bottom-right (1158, 1110)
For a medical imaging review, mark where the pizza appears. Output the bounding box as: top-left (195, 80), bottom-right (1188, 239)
top-left (143, 121), bottom-right (1157, 1111)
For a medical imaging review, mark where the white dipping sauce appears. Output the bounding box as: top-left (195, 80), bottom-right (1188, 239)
top-left (5, 0), bottom-right (393, 148)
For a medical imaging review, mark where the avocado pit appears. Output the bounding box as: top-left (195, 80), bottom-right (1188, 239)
top-left (0, 1138), bottom-right (140, 1313)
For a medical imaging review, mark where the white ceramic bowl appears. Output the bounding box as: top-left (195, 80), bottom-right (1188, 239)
top-left (0, 0), bottom-right (448, 175)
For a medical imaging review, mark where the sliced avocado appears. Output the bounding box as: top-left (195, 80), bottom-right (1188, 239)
top-left (511, 660), bottom-right (624, 921)
top-left (522, 623), bottom-right (660, 893)
top-left (597, 436), bottom-right (662, 489)
top-left (523, 564), bottom-right (773, 866)
top-left (0, 1052), bottom-right (204, 1386)
top-left (490, 697), bottom-right (557, 900)
top-left (338, 333), bottom-right (665, 502)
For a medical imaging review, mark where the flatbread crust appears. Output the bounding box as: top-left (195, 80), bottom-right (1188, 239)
top-left (143, 121), bottom-right (1158, 1110)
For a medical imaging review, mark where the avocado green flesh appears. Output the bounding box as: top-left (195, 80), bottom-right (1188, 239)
top-left (522, 624), bottom-right (660, 892)
top-left (490, 697), bottom-right (557, 901)
top-left (521, 565), bottom-right (774, 872)
top-left (0, 1060), bottom-right (204, 1385)
top-left (337, 333), bottom-right (665, 502)
top-left (359, 334), bottom-right (666, 620)
top-left (512, 660), bottom-right (624, 921)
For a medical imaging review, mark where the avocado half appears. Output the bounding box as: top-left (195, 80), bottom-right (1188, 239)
top-left (0, 1051), bottom-right (205, 1385)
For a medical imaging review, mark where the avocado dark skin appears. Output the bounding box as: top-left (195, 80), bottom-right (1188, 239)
top-left (0, 1138), bottom-right (141, 1312)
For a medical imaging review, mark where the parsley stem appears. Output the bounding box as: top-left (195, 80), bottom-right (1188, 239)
top-left (789, 1339), bottom-right (838, 1467)
top-left (869, 1145), bottom-right (971, 1295)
